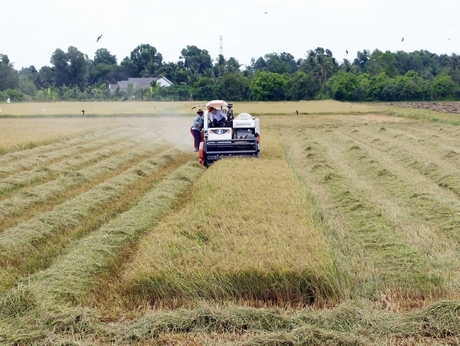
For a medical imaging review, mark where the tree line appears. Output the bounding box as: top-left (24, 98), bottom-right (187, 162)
top-left (1, 44), bottom-right (460, 102)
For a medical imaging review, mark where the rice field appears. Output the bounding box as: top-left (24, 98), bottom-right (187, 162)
top-left (1, 101), bottom-right (460, 345)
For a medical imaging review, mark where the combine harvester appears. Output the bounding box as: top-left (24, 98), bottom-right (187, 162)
top-left (198, 100), bottom-right (260, 167)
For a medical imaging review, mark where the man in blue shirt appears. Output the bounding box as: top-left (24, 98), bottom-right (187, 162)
top-left (190, 109), bottom-right (204, 151)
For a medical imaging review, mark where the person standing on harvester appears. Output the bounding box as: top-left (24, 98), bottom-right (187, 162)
top-left (190, 109), bottom-right (204, 152)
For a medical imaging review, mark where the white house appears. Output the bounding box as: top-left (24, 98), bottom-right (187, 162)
top-left (109, 77), bottom-right (173, 92)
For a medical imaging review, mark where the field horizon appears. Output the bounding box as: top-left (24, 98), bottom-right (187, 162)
top-left (1, 100), bottom-right (460, 345)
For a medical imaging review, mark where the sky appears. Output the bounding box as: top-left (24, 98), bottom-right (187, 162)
top-left (2, 0), bottom-right (460, 71)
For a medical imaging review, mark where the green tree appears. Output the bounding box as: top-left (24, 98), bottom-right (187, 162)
top-left (366, 49), bottom-right (398, 77)
top-left (217, 72), bottom-right (249, 101)
top-left (301, 48), bottom-right (337, 87)
top-left (447, 53), bottom-right (460, 84)
top-left (327, 70), bottom-right (359, 101)
top-left (50, 46), bottom-right (88, 87)
top-left (117, 57), bottom-right (136, 80)
top-left (396, 71), bottom-right (429, 100)
top-left (368, 72), bottom-right (392, 100)
top-left (130, 44), bottom-right (163, 77)
top-left (394, 50), bottom-right (423, 75)
top-left (352, 49), bottom-right (370, 72)
top-left (94, 48), bottom-right (117, 65)
top-left (225, 57), bottom-right (241, 73)
top-left (36, 66), bottom-right (55, 89)
top-left (431, 75), bottom-right (454, 98)
top-left (286, 71), bottom-right (320, 100)
top-left (180, 45), bottom-right (212, 82)
top-left (194, 77), bottom-right (217, 100)
top-left (67, 46), bottom-right (88, 87)
top-left (0, 54), bottom-right (19, 91)
top-left (88, 48), bottom-right (118, 85)
top-left (19, 75), bottom-right (38, 97)
top-left (265, 53), bottom-right (297, 74)
top-left (249, 71), bottom-right (287, 101)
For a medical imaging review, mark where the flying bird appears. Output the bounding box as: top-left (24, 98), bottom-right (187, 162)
top-left (96, 34), bottom-right (102, 42)
top-left (401, 37), bottom-right (404, 42)
top-left (264, 11), bottom-right (267, 14)
top-left (430, 53), bottom-right (435, 58)
top-left (122, 98), bottom-right (128, 102)
top-left (346, 49), bottom-right (348, 54)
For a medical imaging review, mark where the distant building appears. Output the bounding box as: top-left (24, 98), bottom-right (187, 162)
top-left (109, 77), bottom-right (173, 92)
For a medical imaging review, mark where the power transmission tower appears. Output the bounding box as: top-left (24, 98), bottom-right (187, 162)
top-left (219, 35), bottom-right (223, 57)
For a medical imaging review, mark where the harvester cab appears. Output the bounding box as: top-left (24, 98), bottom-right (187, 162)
top-left (199, 100), bottom-right (260, 167)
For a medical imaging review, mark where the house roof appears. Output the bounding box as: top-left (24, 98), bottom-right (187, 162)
top-left (108, 77), bottom-right (173, 91)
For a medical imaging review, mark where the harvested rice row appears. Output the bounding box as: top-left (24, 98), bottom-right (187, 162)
top-left (0, 148), bottom-right (186, 264)
top-left (346, 123), bottom-right (460, 198)
top-left (124, 156), bottom-right (341, 307)
top-left (0, 130), bottom-right (164, 197)
top-left (284, 126), bottom-right (443, 299)
top-left (3, 161), bottom-right (203, 308)
top-left (107, 300), bottom-right (460, 345)
top-left (0, 149), bottom-right (192, 293)
top-left (387, 122), bottom-right (460, 147)
top-left (0, 126), bottom-right (159, 178)
top-left (328, 126), bottom-right (460, 292)
top-left (0, 143), bottom-right (168, 226)
top-left (0, 126), bottom-right (130, 168)
top-left (350, 125), bottom-right (460, 172)
top-left (339, 124), bottom-right (460, 247)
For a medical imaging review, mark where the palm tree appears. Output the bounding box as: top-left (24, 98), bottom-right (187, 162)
top-left (301, 48), bottom-right (336, 86)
